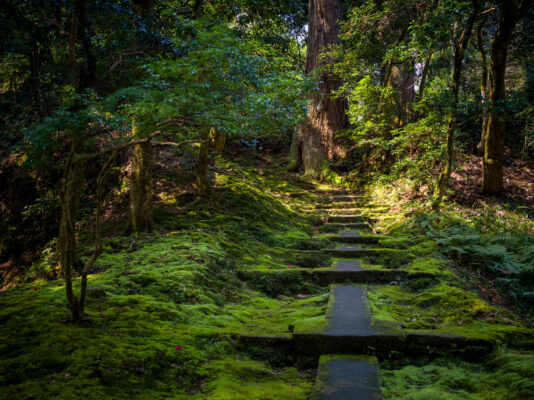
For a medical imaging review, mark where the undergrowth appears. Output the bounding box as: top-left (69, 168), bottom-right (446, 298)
top-left (0, 162), bottom-right (321, 399)
top-left (359, 178), bottom-right (534, 399)
top-left (381, 351), bottom-right (534, 400)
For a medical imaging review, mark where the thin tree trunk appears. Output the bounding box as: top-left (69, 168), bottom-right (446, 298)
top-left (476, 15), bottom-right (489, 154)
top-left (288, 131), bottom-right (300, 171)
top-left (418, 51), bottom-right (433, 102)
top-left (196, 134), bottom-right (212, 198)
top-left (29, 41), bottom-right (44, 116)
top-left (482, 0), bottom-right (532, 195)
top-left (297, 0), bottom-right (347, 177)
top-left (59, 161), bottom-right (84, 320)
top-left (433, 0), bottom-right (479, 209)
top-left (129, 123), bottom-right (153, 233)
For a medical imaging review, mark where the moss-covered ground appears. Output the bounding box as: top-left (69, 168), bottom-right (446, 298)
top-left (2, 163), bottom-right (534, 399)
top-left (380, 352), bottom-right (534, 400)
top-left (354, 180), bottom-right (534, 399)
top-left (0, 162), bottom-right (324, 399)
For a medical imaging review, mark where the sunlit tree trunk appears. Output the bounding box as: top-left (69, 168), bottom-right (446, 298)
top-left (129, 123), bottom-right (153, 232)
top-left (433, 0), bottom-right (479, 209)
top-left (389, 64), bottom-right (415, 126)
top-left (196, 127), bottom-right (226, 198)
top-left (297, 0), bottom-right (347, 176)
top-left (482, 0), bottom-right (532, 195)
top-left (196, 133), bottom-right (212, 198)
top-left (211, 128), bottom-right (226, 156)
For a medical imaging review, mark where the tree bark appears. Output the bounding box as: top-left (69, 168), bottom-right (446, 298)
top-left (482, 0), bottom-right (532, 195)
top-left (433, 0), bottom-right (479, 208)
top-left (297, 0), bottom-right (347, 176)
top-left (389, 63), bottom-right (415, 126)
top-left (211, 128), bottom-right (226, 156)
top-left (288, 131), bottom-right (300, 171)
top-left (129, 123), bottom-right (153, 233)
top-left (476, 14), bottom-right (489, 154)
top-left (378, 26), bottom-right (409, 141)
top-left (196, 134), bottom-right (212, 198)
top-left (59, 161), bottom-right (84, 320)
top-left (29, 40), bottom-right (44, 116)
top-left (77, 0), bottom-right (98, 90)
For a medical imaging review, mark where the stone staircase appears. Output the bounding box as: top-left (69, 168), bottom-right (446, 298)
top-left (239, 186), bottom-right (494, 399)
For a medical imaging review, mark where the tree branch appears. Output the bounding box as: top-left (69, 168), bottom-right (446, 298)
top-left (72, 132), bottom-right (160, 164)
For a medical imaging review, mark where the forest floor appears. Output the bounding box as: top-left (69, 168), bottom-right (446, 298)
top-left (0, 153), bottom-right (533, 399)
top-left (450, 152), bottom-right (534, 210)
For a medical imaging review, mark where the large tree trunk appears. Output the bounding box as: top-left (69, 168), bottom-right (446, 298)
top-left (129, 124), bottom-right (153, 233)
top-left (433, 0), bottom-right (479, 208)
top-left (482, 0), bottom-right (531, 195)
top-left (389, 64), bottom-right (415, 126)
top-left (297, 0), bottom-right (347, 176)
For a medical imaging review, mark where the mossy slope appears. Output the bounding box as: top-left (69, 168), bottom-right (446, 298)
top-left (0, 163), bottom-right (321, 399)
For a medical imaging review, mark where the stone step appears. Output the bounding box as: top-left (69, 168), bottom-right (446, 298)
top-left (314, 260), bottom-right (421, 284)
top-left (318, 223), bottom-right (372, 233)
top-left (324, 195), bottom-right (365, 202)
top-left (312, 355), bottom-right (383, 400)
top-left (326, 215), bottom-right (367, 224)
top-left (316, 202), bottom-right (383, 209)
top-left (313, 189), bottom-right (353, 195)
top-left (329, 231), bottom-right (380, 244)
top-left (319, 208), bottom-right (380, 216)
top-left (326, 246), bottom-right (407, 259)
top-left (237, 282), bottom-right (495, 358)
top-left (404, 331), bottom-right (495, 359)
top-left (325, 246), bottom-right (378, 258)
top-left (238, 260), bottom-right (422, 285)
top-left (293, 285), bottom-right (405, 356)
top-left (239, 257), bottom-right (426, 285)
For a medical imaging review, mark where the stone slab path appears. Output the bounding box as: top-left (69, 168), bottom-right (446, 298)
top-left (311, 355), bottom-right (383, 400)
top-left (293, 284), bottom-right (405, 356)
top-left (326, 286), bottom-right (375, 336)
top-left (238, 185), bottom-right (495, 399)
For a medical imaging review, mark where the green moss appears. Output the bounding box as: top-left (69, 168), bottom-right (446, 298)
top-left (194, 358), bottom-right (312, 399)
top-left (0, 163), bottom-right (319, 399)
top-left (368, 281), bottom-right (530, 342)
top-left (381, 351), bottom-right (534, 400)
top-left (292, 316), bottom-right (327, 334)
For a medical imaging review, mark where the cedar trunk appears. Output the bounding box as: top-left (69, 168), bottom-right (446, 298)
top-left (130, 137), bottom-right (153, 233)
top-left (297, 0), bottom-right (347, 176)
